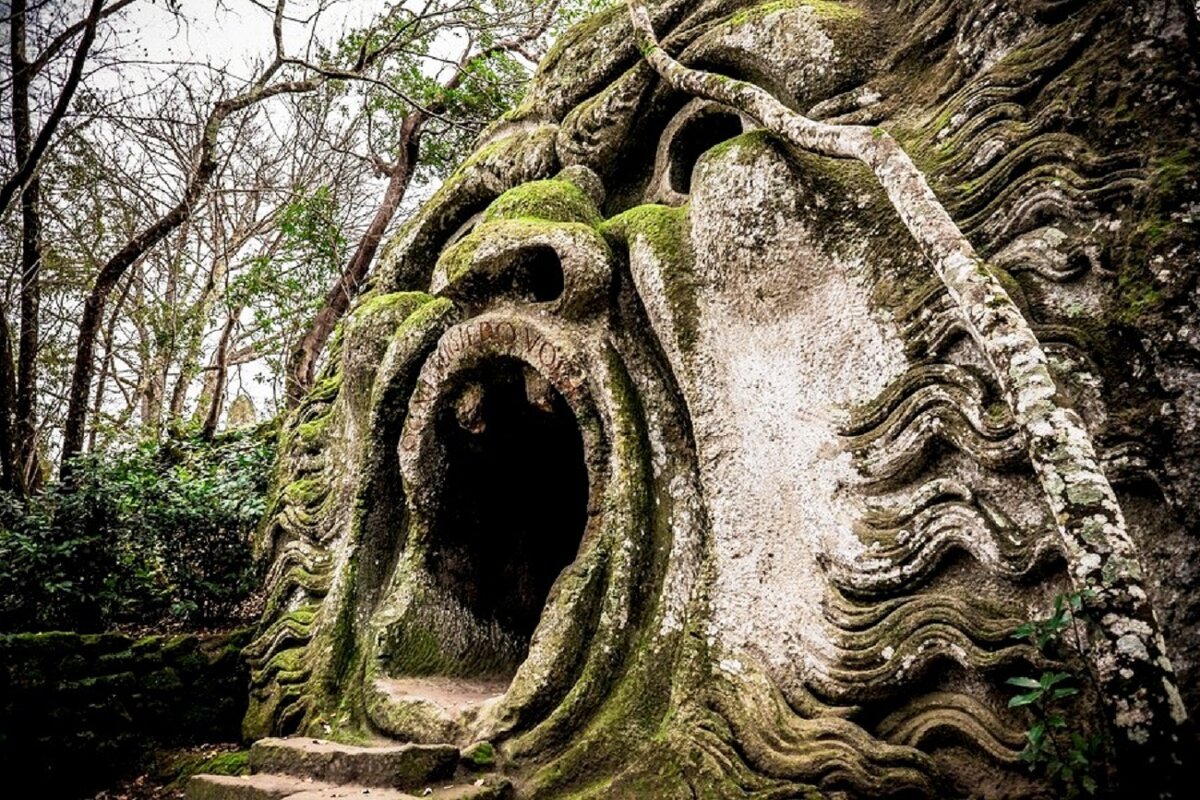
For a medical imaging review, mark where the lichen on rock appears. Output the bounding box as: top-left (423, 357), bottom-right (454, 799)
top-left (241, 2), bottom-right (1200, 797)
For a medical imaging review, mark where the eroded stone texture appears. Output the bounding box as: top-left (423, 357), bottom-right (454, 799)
top-left (241, 2), bottom-right (1200, 798)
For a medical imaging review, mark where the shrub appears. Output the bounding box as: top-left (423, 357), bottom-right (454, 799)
top-left (0, 429), bottom-right (275, 632)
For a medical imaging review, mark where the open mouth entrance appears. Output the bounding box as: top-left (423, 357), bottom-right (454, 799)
top-left (368, 343), bottom-right (604, 741)
top-left (429, 356), bottom-right (589, 674)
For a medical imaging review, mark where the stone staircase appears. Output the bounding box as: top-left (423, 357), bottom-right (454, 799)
top-left (187, 737), bottom-right (512, 800)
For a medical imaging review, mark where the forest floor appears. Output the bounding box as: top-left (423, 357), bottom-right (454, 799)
top-left (92, 743), bottom-right (245, 800)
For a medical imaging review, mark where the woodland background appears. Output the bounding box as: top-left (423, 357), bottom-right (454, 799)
top-left (0, 0), bottom-right (598, 634)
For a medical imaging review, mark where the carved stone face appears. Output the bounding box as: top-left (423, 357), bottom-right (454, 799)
top-left (247, 2), bottom-right (1200, 796)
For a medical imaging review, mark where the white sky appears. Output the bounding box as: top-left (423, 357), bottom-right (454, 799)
top-left (111, 0), bottom-right (384, 87)
top-left (103, 1), bottom-right (400, 420)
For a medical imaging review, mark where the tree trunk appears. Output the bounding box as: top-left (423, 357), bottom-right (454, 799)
top-left (0, 305), bottom-right (19, 494)
top-left (169, 221), bottom-right (233, 423)
top-left (202, 312), bottom-right (238, 440)
top-left (285, 111), bottom-right (424, 406)
top-left (88, 276), bottom-right (134, 453)
top-left (10, 0), bottom-right (43, 493)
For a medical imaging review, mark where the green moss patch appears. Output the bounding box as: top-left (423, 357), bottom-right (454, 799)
top-left (604, 204), bottom-right (699, 353)
top-left (729, 0), bottom-right (863, 27)
top-left (480, 179), bottom-right (602, 226)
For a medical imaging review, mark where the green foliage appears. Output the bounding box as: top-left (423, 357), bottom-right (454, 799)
top-left (333, 1), bottom-right (602, 184)
top-left (0, 431), bottom-right (275, 632)
top-left (231, 185), bottom-right (347, 319)
top-left (1008, 590), bottom-right (1108, 798)
top-left (228, 185), bottom-right (348, 382)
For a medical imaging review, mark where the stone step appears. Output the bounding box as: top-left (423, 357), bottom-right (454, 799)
top-left (186, 773), bottom-right (337, 800)
top-left (248, 738), bottom-right (459, 789)
top-left (187, 773), bottom-right (512, 800)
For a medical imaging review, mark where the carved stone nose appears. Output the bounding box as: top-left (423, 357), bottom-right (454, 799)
top-left (429, 168), bottom-right (613, 320)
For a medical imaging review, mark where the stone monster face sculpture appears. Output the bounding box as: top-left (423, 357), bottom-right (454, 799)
top-left (245, 1), bottom-right (1199, 797)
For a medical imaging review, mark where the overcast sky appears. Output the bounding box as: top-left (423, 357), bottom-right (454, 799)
top-left (91, 1), bottom-right (393, 417)
top-left (109, 0), bottom-right (383, 87)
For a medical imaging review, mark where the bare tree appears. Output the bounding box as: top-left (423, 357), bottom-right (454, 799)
top-left (3, 0), bottom-right (133, 492)
top-left (284, 0), bottom-right (565, 404)
top-left (1, 0), bottom-right (587, 469)
top-left (58, 0), bottom-right (420, 469)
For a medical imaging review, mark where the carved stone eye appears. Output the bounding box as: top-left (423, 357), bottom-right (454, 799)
top-left (508, 245), bottom-right (565, 303)
top-left (443, 210), bottom-right (485, 249)
top-left (648, 99), bottom-right (748, 205)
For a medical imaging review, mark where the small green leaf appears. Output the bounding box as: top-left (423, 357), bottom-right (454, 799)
top-left (1040, 671), bottom-right (1072, 688)
top-left (1009, 691), bottom-right (1042, 707)
top-left (1006, 676), bottom-right (1041, 689)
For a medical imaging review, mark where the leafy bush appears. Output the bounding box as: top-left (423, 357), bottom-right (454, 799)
top-left (0, 430), bottom-right (275, 632)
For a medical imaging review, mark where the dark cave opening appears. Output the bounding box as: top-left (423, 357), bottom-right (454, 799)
top-left (668, 111), bottom-right (745, 195)
top-left (429, 358), bottom-right (589, 649)
top-left (509, 245), bottom-right (565, 303)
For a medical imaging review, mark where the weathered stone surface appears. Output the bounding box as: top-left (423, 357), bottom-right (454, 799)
top-left (188, 773), bottom-right (331, 800)
top-left (249, 738), bottom-right (458, 789)
top-left (242, 1), bottom-right (1200, 797)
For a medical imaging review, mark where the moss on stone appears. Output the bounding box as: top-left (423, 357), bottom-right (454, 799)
top-left (308, 373), bottom-right (343, 403)
top-left (602, 204), bottom-right (698, 353)
top-left (533, 3), bottom-right (626, 91)
top-left (296, 414), bottom-right (332, 445)
top-left (480, 179), bottom-right (601, 227)
top-left (703, 128), bottom-right (776, 165)
top-left (1115, 269), bottom-right (1166, 323)
top-left (351, 291), bottom-right (433, 322)
top-left (390, 295), bottom-right (453, 340)
top-left (462, 740), bottom-right (496, 769)
top-left (728, 0), bottom-right (863, 27)
top-left (190, 750), bottom-right (249, 777)
top-left (439, 218), bottom-right (601, 287)
top-left (283, 477), bottom-right (327, 507)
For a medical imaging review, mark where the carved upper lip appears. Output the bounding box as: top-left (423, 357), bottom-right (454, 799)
top-left (431, 218), bottom-right (615, 321)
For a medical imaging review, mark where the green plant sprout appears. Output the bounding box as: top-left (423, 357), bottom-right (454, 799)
top-left (1008, 589), bottom-right (1108, 798)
